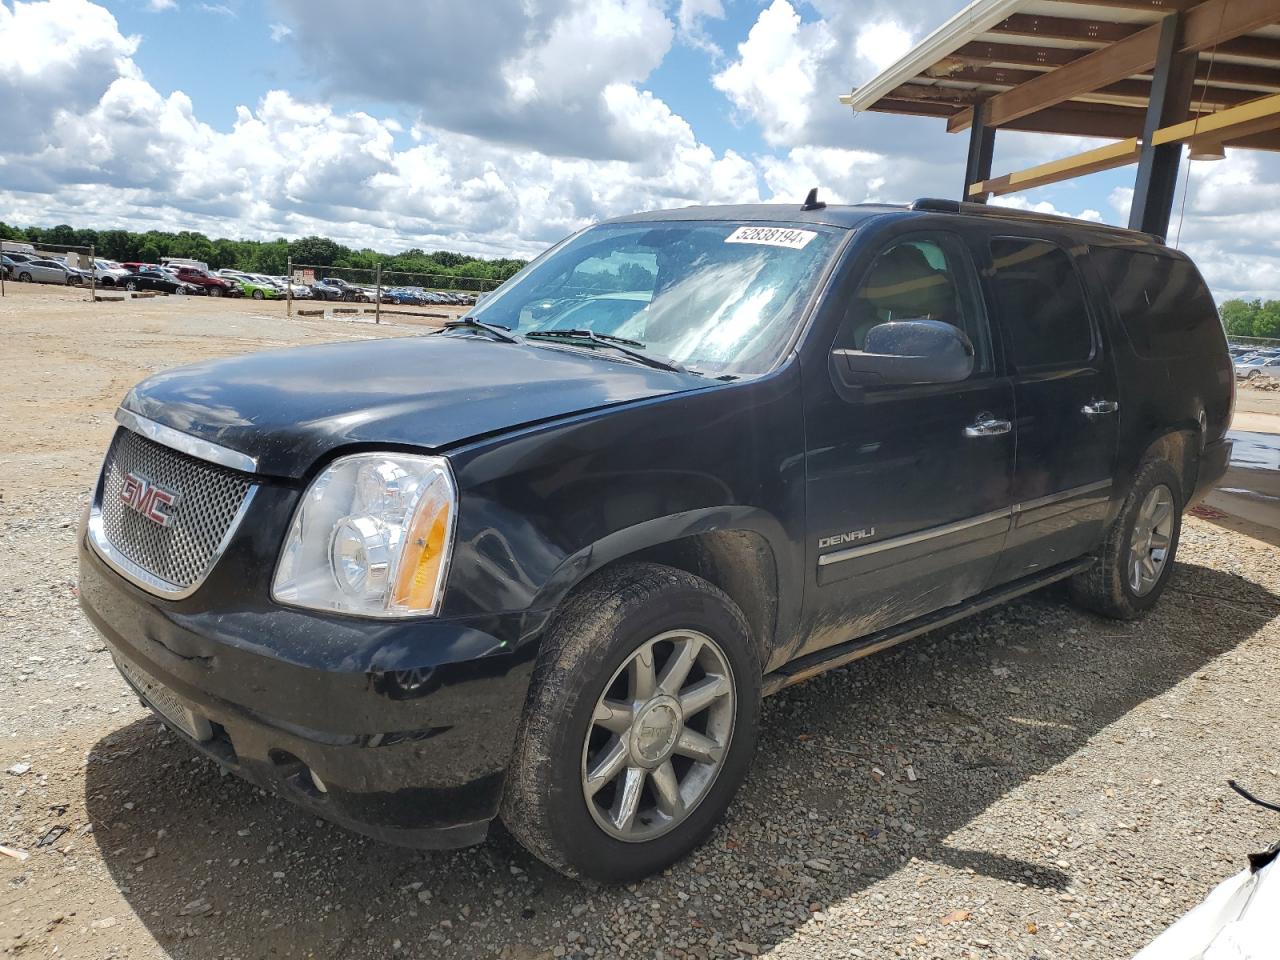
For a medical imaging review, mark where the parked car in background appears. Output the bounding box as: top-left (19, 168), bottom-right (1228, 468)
top-left (13, 258), bottom-right (89, 285)
top-left (310, 279), bottom-right (343, 300)
top-left (1235, 355), bottom-right (1280, 379)
top-left (321, 277), bottom-right (369, 302)
top-left (122, 267), bottom-right (204, 296)
top-left (2, 252), bottom-right (37, 278)
top-left (93, 259), bottom-right (132, 287)
top-left (236, 275), bottom-right (282, 300)
top-left (268, 276), bottom-right (313, 299)
top-left (122, 262), bottom-right (159, 273)
top-left (171, 265), bottom-right (241, 297)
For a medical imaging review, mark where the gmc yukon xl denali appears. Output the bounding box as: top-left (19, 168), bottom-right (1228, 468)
top-left (79, 198), bottom-right (1234, 881)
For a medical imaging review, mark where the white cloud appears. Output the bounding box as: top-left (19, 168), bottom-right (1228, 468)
top-left (145, 0), bottom-right (176, 10)
top-left (676, 0), bottom-right (725, 58)
top-left (200, 3), bottom-right (234, 15)
top-left (0, 0), bottom-right (759, 258)
top-left (855, 21), bottom-right (912, 73)
top-left (712, 0), bottom-right (835, 148)
top-left (268, 22), bottom-right (291, 42)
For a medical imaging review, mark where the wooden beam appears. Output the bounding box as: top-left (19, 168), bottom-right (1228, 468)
top-left (1003, 101), bottom-right (1149, 138)
top-left (991, 13), bottom-right (1139, 45)
top-left (949, 22), bottom-right (1161, 131)
top-left (943, 41), bottom-right (1085, 72)
top-left (945, 43), bottom-right (1280, 92)
top-left (1181, 0), bottom-right (1280, 54)
top-left (1050, 0), bottom-right (1197, 11)
top-left (1152, 90), bottom-right (1280, 144)
top-left (952, 0), bottom-right (1280, 133)
top-left (969, 138), bottom-right (1142, 197)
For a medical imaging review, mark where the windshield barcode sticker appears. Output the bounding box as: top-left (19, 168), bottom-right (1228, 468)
top-left (725, 226), bottom-right (817, 249)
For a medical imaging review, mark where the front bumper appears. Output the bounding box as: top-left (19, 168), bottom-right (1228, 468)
top-left (78, 528), bottom-right (538, 849)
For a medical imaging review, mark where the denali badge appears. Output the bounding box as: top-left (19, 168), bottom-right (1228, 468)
top-left (120, 472), bottom-right (179, 527)
top-left (818, 527), bottom-right (876, 549)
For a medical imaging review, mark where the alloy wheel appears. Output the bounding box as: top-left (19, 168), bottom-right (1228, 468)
top-left (1128, 484), bottom-right (1174, 596)
top-left (581, 629), bottom-right (735, 843)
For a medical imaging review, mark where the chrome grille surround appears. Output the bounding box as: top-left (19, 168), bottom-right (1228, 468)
top-left (88, 415), bottom-right (258, 599)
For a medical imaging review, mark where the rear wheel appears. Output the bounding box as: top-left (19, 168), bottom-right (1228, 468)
top-left (1069, 458), bottom-right (1182, 619)
top-left (124, 279), bottom-right (138, 291)
top-left (502, 563), bottom-right (760, 882)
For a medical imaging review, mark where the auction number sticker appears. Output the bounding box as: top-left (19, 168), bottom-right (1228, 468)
top-left (725, 226), bottom-right (817, 249)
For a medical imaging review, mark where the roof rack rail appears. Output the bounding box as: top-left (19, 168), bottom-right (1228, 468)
top-left (907, 198), bottom-right (1164, 244)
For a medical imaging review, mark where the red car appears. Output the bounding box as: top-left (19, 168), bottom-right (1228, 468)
top-left (171, 266), bottom-right (242, 297)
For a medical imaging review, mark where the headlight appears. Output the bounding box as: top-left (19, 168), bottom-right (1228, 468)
top-left (271, 453), bottom-right (457, 617)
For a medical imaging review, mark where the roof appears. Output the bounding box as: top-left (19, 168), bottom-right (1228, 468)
top-left (606, 203), bottom-right (905, 229)
top-left (843, 0), bottom-right (1280, 148)
top-left (607, 199), bottom-right (1165, 243)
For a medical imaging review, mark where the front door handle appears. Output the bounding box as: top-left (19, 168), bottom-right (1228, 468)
top-left (1082, 399), bottom-right (1119, 417)
top-left (964, 414), bottom-right (1012, 438)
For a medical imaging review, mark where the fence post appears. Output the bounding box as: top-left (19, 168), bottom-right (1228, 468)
top-left (374, 262), bottom-right (382, 325)
top-left (89, 243), bottom-right (96, 303)
top-left (286, 256), bottom-right (292, 318)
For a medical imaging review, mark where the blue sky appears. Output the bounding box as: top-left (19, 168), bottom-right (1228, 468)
top-left (2, 0), bottom-right (1277, 299)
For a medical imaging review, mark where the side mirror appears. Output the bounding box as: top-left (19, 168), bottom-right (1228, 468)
top-left (832, 319), bottom-right (974, 388)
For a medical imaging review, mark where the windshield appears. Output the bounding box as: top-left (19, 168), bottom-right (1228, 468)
top-left (470, 220), bottom-right (841, 376)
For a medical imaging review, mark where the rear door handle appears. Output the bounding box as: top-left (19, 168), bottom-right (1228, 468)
top-left (1082, 399), bottom-right (1119, 416)
top-left (964, 415), bottom-right (1012, 438)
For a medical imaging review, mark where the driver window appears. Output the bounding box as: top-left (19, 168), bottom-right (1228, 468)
top-left (838, 236), bottom-right (990, 374)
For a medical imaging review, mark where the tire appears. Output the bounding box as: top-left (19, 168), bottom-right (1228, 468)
top-left (210, 286), bottom-right (223, 297)
top-left (175, 286), bottom-right (187, 296)
top-left (252, 289), bottom-right (264, 300)
top-left (18, 272), bottom-right (31, 283)
top-left (125, 280), bottom-right (138, 291)
top-left (1069, 458), bottom-right (1183, 620)
top-left (502, 562), bottom-right (760, 882)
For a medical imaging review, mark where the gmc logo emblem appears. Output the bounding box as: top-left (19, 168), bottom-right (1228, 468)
top-left (120, 472), bottom-right (179, 527)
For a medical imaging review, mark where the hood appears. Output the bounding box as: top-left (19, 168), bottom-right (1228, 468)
top-left (122, 333), bottom-right (708, 478)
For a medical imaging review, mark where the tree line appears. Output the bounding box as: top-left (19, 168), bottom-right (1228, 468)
top-left (1220, 299), bottom-right (1280, 340)
top-left (0, 222), bottom-right (528, 284)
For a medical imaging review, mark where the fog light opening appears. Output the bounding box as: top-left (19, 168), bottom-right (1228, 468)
top-left (309, 768), bottom-right (328, 794)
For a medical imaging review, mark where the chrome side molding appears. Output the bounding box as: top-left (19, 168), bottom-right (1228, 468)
top-left (817, 479), bottom-right (1113, 567)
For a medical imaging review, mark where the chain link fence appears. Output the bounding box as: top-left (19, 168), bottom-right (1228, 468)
top-left (286, 261), bottom-right (503, 322)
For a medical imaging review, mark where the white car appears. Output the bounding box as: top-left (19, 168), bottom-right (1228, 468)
top-left (93, 259), bottom-right (131, 287)
top-left (11, 258), bottom-right (88, 285)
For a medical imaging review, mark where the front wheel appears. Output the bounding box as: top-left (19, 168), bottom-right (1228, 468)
top-left (502, 563), bottom-right (760, 882)
top-left (252, 289), bottom-right (264, 300)
top-left (174, 285), bottom-right (187, 296)
top-left (209, 286), bottom-right (223, 297)
top-left (18, 272), bottom-right (32, 283)
top-left (1069, 458), bottom-right (1183, 619)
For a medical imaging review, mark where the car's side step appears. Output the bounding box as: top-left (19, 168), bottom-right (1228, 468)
top-left (760, 557), bottom-right (1094, 697)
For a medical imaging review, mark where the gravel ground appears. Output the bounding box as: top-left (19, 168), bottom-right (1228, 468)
top-left (2, 287), bottom-right (1280, 959)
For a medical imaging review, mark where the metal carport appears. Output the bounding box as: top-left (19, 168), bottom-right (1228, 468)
top-left (842, 0), bottom-right (1280, 237)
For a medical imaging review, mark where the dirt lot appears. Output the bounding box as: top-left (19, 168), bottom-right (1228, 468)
top-left (2, 285), bottom-right (1280, 960)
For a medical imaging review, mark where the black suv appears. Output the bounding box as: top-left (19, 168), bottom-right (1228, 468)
top-left (78, 199), bottom-right (1233, 881)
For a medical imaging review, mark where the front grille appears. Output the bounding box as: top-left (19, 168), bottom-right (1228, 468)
top-left (98, 428), bottom-right (254, 589)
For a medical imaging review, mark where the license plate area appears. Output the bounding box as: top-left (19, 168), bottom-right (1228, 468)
top-left (115, 655), bottom-right (213, 742)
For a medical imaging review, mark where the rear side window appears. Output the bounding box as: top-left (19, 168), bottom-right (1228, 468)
top-left (1090, 247), bottom-right (1218, 358)
top-left (986, 238), bottom-right (1093, 368)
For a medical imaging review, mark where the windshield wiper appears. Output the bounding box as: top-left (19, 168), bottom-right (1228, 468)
top-left (524, 329), bottom-right (689, 373)
top-left (442, 318), bottom-right (519, 343)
